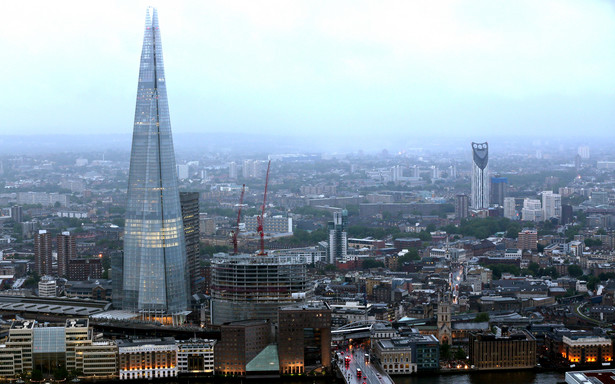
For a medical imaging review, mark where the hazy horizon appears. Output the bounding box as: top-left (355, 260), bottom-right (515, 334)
top-left (1, 1), bottom-right (614, 142)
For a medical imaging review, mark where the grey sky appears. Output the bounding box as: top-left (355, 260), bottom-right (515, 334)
top-left (1, 0), bottom-right (614, 141)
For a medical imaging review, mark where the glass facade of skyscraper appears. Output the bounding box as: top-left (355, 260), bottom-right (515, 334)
top-left (122, 7), bottom-right (189, 315)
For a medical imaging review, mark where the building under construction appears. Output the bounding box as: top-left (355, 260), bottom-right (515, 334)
top-left (210, 252), bottom-right (310, 325)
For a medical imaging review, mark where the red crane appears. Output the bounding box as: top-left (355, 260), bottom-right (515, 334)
top-left (231, 184), bottom-right (246, 255)
top-left (257, 160), bottom-right (271, 256)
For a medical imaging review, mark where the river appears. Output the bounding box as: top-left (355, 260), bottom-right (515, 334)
top-left (392, 371), bottom-right (566, 384)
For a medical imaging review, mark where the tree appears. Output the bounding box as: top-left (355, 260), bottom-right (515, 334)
top-left (454, 348), bottom-right (467, 360)
top-left (440, 343), bottom-right (451, 360)
top-left (568, 264), bottom-right (583, 278)
top-left (362, 259), bottom-right (384, 270)
top-left (587, 276), bottom-right (601, 291)
top-left (528, 262), bottom-right (540, 276)
top-left (31, 369), bottom-right (43, 381)
top-left (475, 312), bottom-right (490, 322)
top-left (54, 366), bottom-right (68, 380)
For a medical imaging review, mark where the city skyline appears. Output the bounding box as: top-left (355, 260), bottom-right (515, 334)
top-left (1, 1), bottom-right (614, 142)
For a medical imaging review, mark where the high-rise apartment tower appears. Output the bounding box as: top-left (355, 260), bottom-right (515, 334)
top-left (122, 8), bottom-right (189, 318)
top-left (57, 231), bottom-right (76, 278)
top-left (34, 230), bottom-right (52, 276)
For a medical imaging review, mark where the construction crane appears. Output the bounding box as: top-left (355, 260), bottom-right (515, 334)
top-left (231, 184), bottom-right (246, 255)
top-left (256, 160), bottom-right (271, 256)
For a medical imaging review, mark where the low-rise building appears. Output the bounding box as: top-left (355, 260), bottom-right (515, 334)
top-left (373, 334), bottom-right (439, 374)
top-left (468, 329), bottom-right (536, 370)
top-left (118, 338), bottom-right (177, 380)
top-left (176, 339), bottom-right (216, 374)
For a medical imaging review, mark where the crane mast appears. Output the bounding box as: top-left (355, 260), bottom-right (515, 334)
top-left (257, 160), bottom-right (271, 256)
top-left (231, 184), bottom-right (245, 255)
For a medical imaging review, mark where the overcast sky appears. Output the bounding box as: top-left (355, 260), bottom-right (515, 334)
top-left (1, 0), bottom-right (614, 143)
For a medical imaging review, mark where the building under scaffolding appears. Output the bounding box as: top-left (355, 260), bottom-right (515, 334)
top-left (210, 253), bottom-right (310, 325)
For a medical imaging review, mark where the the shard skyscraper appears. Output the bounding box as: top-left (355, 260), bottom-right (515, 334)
top-left (122, 7), bottom-right (189, 319)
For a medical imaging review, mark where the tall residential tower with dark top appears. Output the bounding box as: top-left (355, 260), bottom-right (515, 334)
top-left (122, 7), bottom-right (189, 319)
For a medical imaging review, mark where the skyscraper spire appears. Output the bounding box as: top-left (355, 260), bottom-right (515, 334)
top-left (122, 7), bottom-right (189, 318)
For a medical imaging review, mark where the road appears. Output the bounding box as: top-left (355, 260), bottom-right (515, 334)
top-left (337, 347), bottom-right (393, 384)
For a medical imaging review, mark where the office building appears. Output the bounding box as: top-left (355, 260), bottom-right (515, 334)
top-left (10, 205), bottom-right (22, 223)
top-left (210, 253), bottom-right (309, 325)
top-left (455, 194), bottom-right (469, 219)
top-left (542, 191), bottom-right (562, 220)
top-left (122, 8), bottom-right (190, 320)
top-left (518, 229), bottom-right (538, 250)
top-left (180, 192), bottom-right (201, 295)
top-left (328, 210), bottom-right (348, 263)
top-left (0, 319), bottom-right (117, 378)
top-left (278, 303), bottom-right (331, 375)
top-left (490, 176), bottom-right (507, 206)
top-left (214, 320), bottom-right (270, 376)
top-left (38, 277), bottom-right (56, 297)
top-left (469, 330), bottom-right (536, 370)
top-left (34, 230), bottom-right (52, 276)
top-left (57, 231), bottom-right (77, 278)
top-left (471, 142), bottom-right (490, 209)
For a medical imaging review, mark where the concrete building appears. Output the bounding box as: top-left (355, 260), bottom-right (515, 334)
top-left (10, 205), bottom-right (22, 223)
top-left (38, 277), bottom-right (56, 297)
top-left (471, 142), bottom-right (489, 209)
top-left (244, 215), bottom-right (292, 234)
top-left (542, 191), bottom-right (562, 220)
top-left (522, 198), bottom-right (543, 222)
top-left (455, 194), bottom-right (469, 220)
top-left (228, 162), bottom-right (237, 180)
top-left (278, 302), bottom-right (331, 375)
top-left (503, 197), bottom-right (517, 220)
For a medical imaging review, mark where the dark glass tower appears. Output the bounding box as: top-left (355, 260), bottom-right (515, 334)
top-left (122, 7), bottom-right (189, 315)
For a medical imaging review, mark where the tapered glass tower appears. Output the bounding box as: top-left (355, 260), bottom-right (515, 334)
top-left (122, 7), bottom-right (189, 316)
